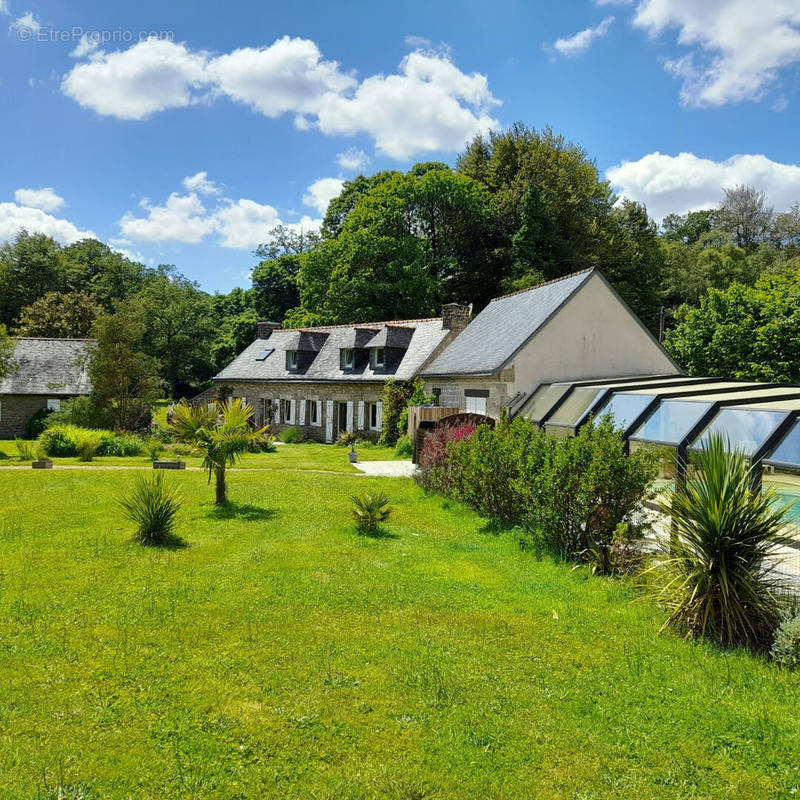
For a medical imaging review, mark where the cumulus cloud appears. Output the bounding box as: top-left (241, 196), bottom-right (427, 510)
top-left (70, 34), bottom-right (100, 59)
top-left (0, 202), bottom-right (94, 245)
top-left (0, 0), bottom-right (11, 15)
top-left (119, 193), bottom-right (217, 243)
top-left (14, 187), bottom-right (64, 212)
top-left (632, 0), bottom-right (800, 107)
top-left (606, 151), bottom-right (800, 221)
top-left (182, 171), bottom-right (221, 195)
top-left (336, 147), bottom-right (370, 172)
top-left (117, 177), bottom-right (332, 250)
top-left (62, 38), bottom-right (209, 120)
top-left (62, 37), bottom-right (500, 160)
top-left (553, 16), bottom-right (615, 57)
top-left (302, 177), bottom-right (344, 216)
top-left (9, 10), bottom-right (39, 35)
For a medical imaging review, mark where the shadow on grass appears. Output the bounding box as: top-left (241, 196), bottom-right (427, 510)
top-left (478, 519), bottom-right (519, 536)
top-left (356, 524), bottom-right (397, 539)
top-left (137, 533), bottom-right (188, 550)
top-left (205, 502), bottom-right (276, 522)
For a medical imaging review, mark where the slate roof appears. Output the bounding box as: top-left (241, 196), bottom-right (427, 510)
top-left (421, 269), bottom-right (596, 377)
top-left (0, 338), bottom-right (94, 395)
top-left (214, 318), bottom-right (450, 384)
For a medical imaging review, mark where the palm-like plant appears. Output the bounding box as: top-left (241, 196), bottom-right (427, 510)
top-left (170, 398), bottom-right (267, 505)
top-left (119, 471), bottom-right (182, 546)
top-left (652, 434), bottom-right (791, 650)
top-left (351, 491), bottom-right (392, 532)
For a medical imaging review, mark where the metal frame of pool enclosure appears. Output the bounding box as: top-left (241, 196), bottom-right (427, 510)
top-left (512, 376), bottom-right (800, 493)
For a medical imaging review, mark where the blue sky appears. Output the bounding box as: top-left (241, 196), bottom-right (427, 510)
top-left (2, 0), bottom-right (799, 292)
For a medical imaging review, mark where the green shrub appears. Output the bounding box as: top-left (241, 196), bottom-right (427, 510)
top-left (14, 438), bottom-right (34, 461)
top-left (336, 431), bottom-right (359, 449)
top-left (119, 472), bottom-right (182, 546)
top-left (651, 434), bottom-right (791, 650)
top-left (772, 611), bottom-right (800, 669)
top-left (280, 427), bottom-right (307, 444)
top-left (394, 434), bottom-right (413, 458)
top-left (351, 492), bottom-right (392, 533)
top-left (99, 432), bottom-right (143, 457)
top-left (414, 423), bottom-right (476, 494)
top-left (45, 396), bottom-right (111, 430)
top-left (144, 439), bottom-right (164, 461)
top-left (76, 437), bottom-right (100, 461)
top-left (247, 435), bottom-right (277, 453)
top-left (170, 443), bottom-right (194, 457)
top-left (24, 407), bottom-right (54, 438)
top-left (38, 425), bottom-right (141, 458)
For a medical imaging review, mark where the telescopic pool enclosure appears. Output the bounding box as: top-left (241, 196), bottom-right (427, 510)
top-left (512, 374), bottom-right (800, 495)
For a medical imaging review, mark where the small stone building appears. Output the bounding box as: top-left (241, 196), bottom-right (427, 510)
top-left (420, 269), bottom-right (682, 417)
top-left (0, 338), bottom-right (93, 438)
top-left (212, 305), bottom-right (471, 442)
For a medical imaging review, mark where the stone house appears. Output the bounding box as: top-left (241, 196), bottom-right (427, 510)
top-left (419, 269), bottom-right (682, 418)
top-left (0, 338), bottom-right (93, 438)
top-left (212, 305), bottom-right (471, 442)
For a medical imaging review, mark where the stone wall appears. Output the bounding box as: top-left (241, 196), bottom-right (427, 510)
top-left (424, 369), bottom-right (514, 419)
top-left (0, 394), bottom-right (74, 438)
top-left (215, 381), bottom-right (386, 443)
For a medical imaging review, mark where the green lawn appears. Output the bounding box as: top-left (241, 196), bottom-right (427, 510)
top-left (1, 461), bottom-right (799, 798)
top-left (0, 440), bottom-right (404, 472)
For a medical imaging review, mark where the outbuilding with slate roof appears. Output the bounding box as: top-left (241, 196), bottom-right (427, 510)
top-left (0, 338), bottom-right (94, 437)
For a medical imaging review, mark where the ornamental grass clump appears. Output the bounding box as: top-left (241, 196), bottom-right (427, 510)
top-left (119, 471), bottom-right (182, 546)
top-left (351, 492), bottom-right (392, 534)
top-left (651, 434), bottom-right (791, 651)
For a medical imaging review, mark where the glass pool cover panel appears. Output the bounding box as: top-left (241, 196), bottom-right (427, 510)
top-left (693, 408), bottom-right (787, 457)
top-left (547, 388), bottom-right (604, 426)
top-left (592, 393), bottom-right (653, 431)
top-left (630, 400), bottom-right (713, 445)
top-left (525, 384), bottom-right (571, 421)
top-left (765, 420), bottom-right (800, 467)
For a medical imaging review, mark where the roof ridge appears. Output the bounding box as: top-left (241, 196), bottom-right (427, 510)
top-left (277, 317), bottom-right (442, 333)
top-left (489, 268), bottom-right (596, 303)
top-left (12, 337), bottom-right (96, 342)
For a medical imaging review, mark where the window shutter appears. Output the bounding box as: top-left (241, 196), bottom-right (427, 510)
top-left (325, 400), bottom-right (334, 442)
top-left (289, 398), bottom-right (296, 424)
top-left (357, 401), bottom-right (365, 430)
top-left (273, 398), bottom-right (280, 424)
top-left (346, 401), bottom-right (354, 432)
top-left (315, 400), bottom-right (322, 427)
top-left (376, 401), bottom-right (383, 430)
top-left (299, 399), bottom-right (306, 425)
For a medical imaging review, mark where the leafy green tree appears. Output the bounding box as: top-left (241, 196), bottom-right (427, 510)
top-left (665, 269), bottom-right (800, 382)
top-left (169, 398), bottom-right (267, 505)
top-left (251, 254), bottom-right (302, 322)
top-left (661, 210), bottom-right (716, 244)
top-left (717, 184), bottom-right (774, 251)
top-left (0, 324), bottom-right (14, 381)
top-left (89, 302), bottom-right (161, 430)
top-left (14, 290), bottom-right (99, 338)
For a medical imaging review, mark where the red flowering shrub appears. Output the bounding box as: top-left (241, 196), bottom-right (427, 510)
top-left (415, 423), bottom-right (476, 492)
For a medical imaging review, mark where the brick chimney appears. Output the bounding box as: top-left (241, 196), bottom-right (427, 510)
top-left (257, 321), bottom-right (282, 339)
top-left (441, 303), bottom-right (471, 335)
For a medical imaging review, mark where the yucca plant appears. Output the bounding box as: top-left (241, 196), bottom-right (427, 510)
top-left (119, 472), bottom-right (182, 546)
top-left (14, 438), bottom-right (34, 461)
top-left (351, 491), bottom-right (392, 533)
top-left (170, 398), bottom-right (267, 505)
top-left (651, 434), bottom-right (791, 650)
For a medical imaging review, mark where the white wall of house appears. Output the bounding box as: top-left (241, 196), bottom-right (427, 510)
top-left (424, 273), bottom-right (680, 418)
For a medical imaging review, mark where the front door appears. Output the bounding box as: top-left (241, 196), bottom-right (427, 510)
top-left (334, 401), bottom-right (348, 439)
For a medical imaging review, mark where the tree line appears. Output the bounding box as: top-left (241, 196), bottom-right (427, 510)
top-left (1, 121), bottom-right (799, 409)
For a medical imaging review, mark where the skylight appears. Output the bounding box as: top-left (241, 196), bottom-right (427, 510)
top-left (255, 348), bottom-right (274, 361)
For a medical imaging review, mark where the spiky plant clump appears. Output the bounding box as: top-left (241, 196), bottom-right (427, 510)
top-left (14, 438), bottom-right (34, 461)
top-left (652, 434), bottom-right (791, 650)
top-left (119, 472), bottom-right (182, 546)
top-left (351, 492), bottom-right (392, 533)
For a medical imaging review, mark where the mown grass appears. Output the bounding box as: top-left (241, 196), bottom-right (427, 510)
top-left (1, 463), bottom-right (799, 798)
top-left (0, 440), bottom-right (404, 472)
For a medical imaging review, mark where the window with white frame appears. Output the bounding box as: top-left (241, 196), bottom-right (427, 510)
top-left (465, 390), bottom-right (488, 415)
top-left (46, 398), bottom-right (61, 412)
top-left (281, 399), bottom-right (295, 424)
top-left (309, 399), bottom-right (320, 425)
top-left (340, 348), bottom-right (354, 370)
top-left (286, 350), bottom-right (298, 370)
top-left (370, 347), bottom-right (385, 369)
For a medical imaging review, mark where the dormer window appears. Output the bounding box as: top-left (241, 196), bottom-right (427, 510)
top-left (286, 350), bottom-right (298, 370)
top-left (340, 348), bottom-right (354, 370)
top-left (371, 347), bottom-right (385, 369)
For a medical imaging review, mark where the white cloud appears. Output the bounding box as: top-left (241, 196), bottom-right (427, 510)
top-left (208, 36), bottom-right (356, 117)
top-left (594, 0), bottom-right (632, 5)
top-left (63, 38), bottom-right (500, 160)
top-left (214, 199), bottom-right (281, 248)
top-left (0, 0), bottom-right (11, 15)
top-left (606, 151), bottom-right (800, 221)
top-left (336, 147), bottom-right (370, 171)
top-left (9, 10), bottom-right (39, 34)
top-left (14, 187), bottom-right (64, 212)
top-left (553, 16), bottom-right (615, 58)
top-left (61, 38), bottom-right (209, 119)
top-left (119, 192), bottom-right (217, 243)
top-left (0, 202), bottom-right (94, 245)
top-left (632, 0), bottom-right (800, 107)
top-left (70, 34), bottom-right (100, 59)
top-left (302, 177), bottom-right (344, 216)
top-left (182, 171), bottom-right (221, 195)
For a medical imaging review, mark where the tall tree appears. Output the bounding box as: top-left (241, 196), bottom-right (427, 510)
top-left (15, 291), bottom-right (99, 338)
top-left (0, 324), bottom-right (14, 381)
top-left (717, 184), bottom-right (774, 251)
